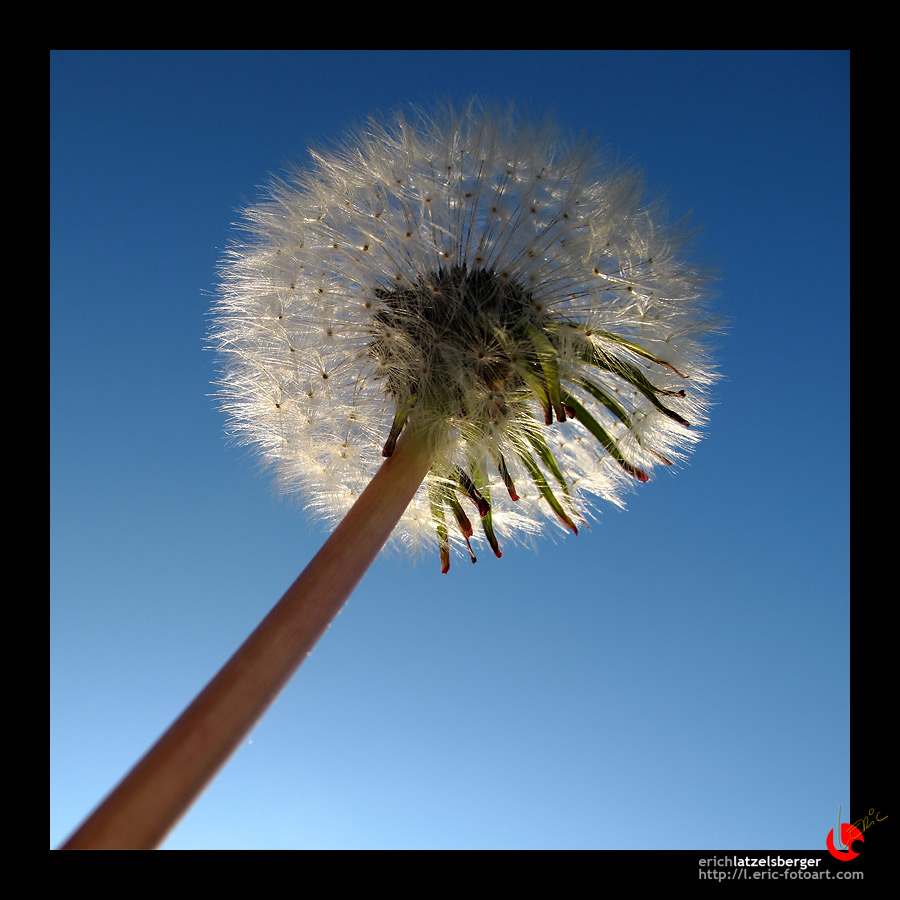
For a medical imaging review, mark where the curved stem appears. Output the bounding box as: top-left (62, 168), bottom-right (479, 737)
top-left (60, 425), bottom-right (435, 850)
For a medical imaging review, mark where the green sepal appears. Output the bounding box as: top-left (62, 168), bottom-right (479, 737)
top-left (497, 453), bottom-right (519, 501)
top-left (428, 482), bottom-right (451, 574)
top-left (446, 492), bottom-right (477, 563)
top-left (582, 347), bottom-right (690, 428)
top-left (480, 506), bottom-right (502, 559)
top-left (382, 394), bottom-right (418, 457)
top-left (561, 391), bottom-right (649, 482)
top-left (516, 448), bottom-right (578, 535)
top-left (593, 330), bottom-right (689, 378)
top-left (517, 363), bottom-right (553, 425)
top-left (576, 374), bottom-right (633, 428)
top-left (468, 459), bottom-right (502, 558)
top-left (446, 492), bottom-right (473, 537)
top-left (527, 323), bottom-right (567, 423)
top-left (454, 467), bottom-right (491, 517)
top-left (523, 429), bottom-right (570, 498)
top-left (575, 376), bottom-right (674, 466)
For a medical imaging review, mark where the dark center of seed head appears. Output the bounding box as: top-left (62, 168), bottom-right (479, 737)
top-left (371, 265), bottom-right (539, 405)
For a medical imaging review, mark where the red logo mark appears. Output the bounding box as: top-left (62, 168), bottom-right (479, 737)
top-left (827, 822), bottom-right (864, 861)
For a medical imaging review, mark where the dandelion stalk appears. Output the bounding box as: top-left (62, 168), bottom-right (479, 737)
top-left (61, 98), bottom-right (718, 849)
top-left (61, 423), bottom-right (435, 850)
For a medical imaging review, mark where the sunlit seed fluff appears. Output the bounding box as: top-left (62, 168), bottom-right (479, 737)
top-left (212, 98), bottom-right (719, 571)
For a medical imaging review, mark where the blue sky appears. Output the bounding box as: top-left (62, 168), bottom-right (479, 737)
top-left (50, 50), bottom-right (850, 850)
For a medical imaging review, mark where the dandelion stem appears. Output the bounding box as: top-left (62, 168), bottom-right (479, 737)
top-left (59, 423), bottom-right (435, 850)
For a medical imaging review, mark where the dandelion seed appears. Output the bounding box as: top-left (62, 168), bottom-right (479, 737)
top-left (213, 98), bottom-right (718, 572)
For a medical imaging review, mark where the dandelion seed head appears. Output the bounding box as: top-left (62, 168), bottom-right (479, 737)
top-left (213, 98), bottom-right (719, 568)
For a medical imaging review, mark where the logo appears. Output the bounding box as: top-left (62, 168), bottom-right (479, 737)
top-left (827, 806), bottom-right (864, 861)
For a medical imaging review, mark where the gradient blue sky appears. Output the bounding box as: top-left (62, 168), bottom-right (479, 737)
top-left (50, 50), bottom-right (850, 850)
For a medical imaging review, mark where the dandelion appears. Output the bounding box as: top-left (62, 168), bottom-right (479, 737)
top-left (213, 98), bottom-right (716, 571)
top-left (61, 99), bottom-right (718, 849)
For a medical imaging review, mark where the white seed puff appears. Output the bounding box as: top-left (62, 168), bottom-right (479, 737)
top-left (212, 99), bottom-right (718, 571)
